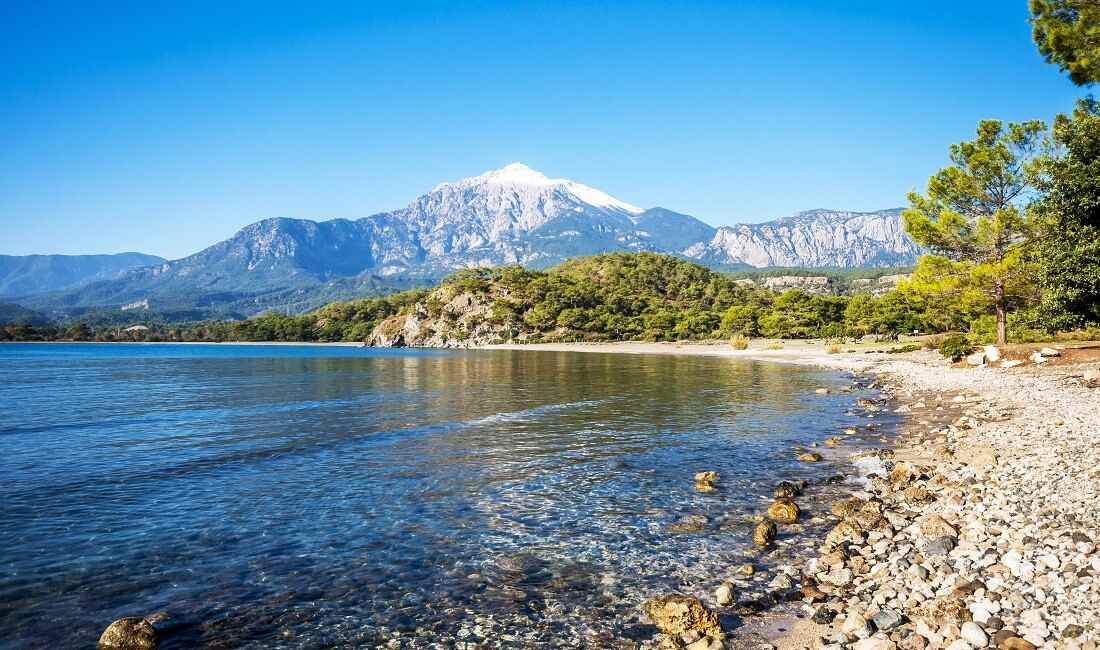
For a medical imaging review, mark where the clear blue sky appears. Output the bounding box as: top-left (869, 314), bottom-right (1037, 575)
top-left (0, 1), bottom-right (1083, 259)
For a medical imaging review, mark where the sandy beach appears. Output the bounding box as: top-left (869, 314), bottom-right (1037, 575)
top-left (485, 340), bottom-right (1100, 650)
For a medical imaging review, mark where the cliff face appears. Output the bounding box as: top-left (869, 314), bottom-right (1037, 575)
top-left (685, 209), bottom-right (920, 268)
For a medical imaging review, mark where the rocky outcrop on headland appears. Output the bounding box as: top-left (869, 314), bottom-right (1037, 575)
top-left (368, 286), bottom-right (505, 348)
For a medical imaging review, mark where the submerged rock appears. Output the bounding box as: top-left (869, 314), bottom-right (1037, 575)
top-left (98, 618), bottom-right (158, 650)
top-left (668, 514), bottom-right (709, 534)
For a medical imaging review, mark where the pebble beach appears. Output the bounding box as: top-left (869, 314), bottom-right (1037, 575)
top-left (757, 349), bottom-right (1100, 650)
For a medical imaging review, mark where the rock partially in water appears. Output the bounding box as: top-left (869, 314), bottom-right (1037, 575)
top-left (693, 471), bottom-right (719, 485)
top-left (714, 582), bottom-right (734, 606)
top-left (797, 451), bottom-right (823, 462)
top-left (694, 471), bottom-right (720, 493)
top-left (642, 594), bottom-right (722, 637)
top-left (735, 563), bottom-right (755, 576)
top-left (97, 617), bottom-right (158, 650)
top-left (766, 498), bottom-right (800, 524)
top-left (773, 480), bottom-right (803, 498)
top-left (752, 521), bottom-right (777, 547)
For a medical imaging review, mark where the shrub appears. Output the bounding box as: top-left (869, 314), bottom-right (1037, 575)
top-left (826, 342), bottom-right (843, 354)
top-left (730, 334), bottom-right (750, 350)
top-left (886, 343), bottom-right (922, 354)
top-left (938, 334), bottom-right (973, 361)
top-left (923, 333), bottom-right (948, 350)
top-left (764, 341), bottom-right (785, 350)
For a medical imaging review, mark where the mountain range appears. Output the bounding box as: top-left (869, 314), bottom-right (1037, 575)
top-left (0, 253), bottom-right (164, 299)
top-left (6, 163), bottom-right (921, 321)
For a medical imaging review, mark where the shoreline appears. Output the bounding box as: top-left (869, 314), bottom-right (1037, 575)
top-left (479, 341), bottom-right (1100, 649)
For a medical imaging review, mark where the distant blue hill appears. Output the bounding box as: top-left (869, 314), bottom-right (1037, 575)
top-left (0, 253), bottom-right (165, 299)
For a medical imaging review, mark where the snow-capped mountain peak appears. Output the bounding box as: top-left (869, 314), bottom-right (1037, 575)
top-left (435, 163), bottom-right (643, 215)
top-left (479, 162), bottom-right (554, 186)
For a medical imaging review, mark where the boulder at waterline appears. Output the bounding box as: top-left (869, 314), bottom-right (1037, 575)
top-left (642, 594), bottom-right (722, 637)
top-left (797, 451), bottom-right (823, 462)
top-left (752, 521), bottom-right (777, 547)
top-left (714, 582), bottom-right (734, 606)
top-left (773, 480), bottom-right (802, 498)
top-left (766, 498), bottom-right (800, 524)
top-left (98, 618), bottom-right (158, 650)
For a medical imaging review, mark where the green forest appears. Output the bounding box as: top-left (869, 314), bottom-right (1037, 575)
top-left (4, 1), bottom-right (1100, 349)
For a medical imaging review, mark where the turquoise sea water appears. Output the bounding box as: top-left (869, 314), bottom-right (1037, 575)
top-left (0, 344), bottom-right (889, 648)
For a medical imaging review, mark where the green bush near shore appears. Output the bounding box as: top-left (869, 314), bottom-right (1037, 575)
top-left (938, 335), bottom-right (974, 362)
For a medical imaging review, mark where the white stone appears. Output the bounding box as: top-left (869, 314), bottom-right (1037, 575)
top-left (961, 622), bottom-right (989, 647)
top-left (715, 582), bottom-right (734, 606)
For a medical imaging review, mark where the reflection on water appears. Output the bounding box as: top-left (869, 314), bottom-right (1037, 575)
top-left (0, 344), bottom-right (886, 648)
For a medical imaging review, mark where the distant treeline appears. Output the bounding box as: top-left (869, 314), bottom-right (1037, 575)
top-left (4, 252), bottom-right (1085, 346)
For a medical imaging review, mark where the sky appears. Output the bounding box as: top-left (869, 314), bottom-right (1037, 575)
top-left (0, 1), bottom-right (1085, 260)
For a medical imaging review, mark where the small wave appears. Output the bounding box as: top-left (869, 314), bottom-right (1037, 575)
top-left (462, 399), bottom-right (614, 427)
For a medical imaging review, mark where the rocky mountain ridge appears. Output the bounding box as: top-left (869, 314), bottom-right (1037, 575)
top-left (10, 164), bottom-right (920, 319)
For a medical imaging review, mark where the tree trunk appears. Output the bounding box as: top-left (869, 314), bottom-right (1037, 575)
top-left (995, 301), bottom-right (1007, 346)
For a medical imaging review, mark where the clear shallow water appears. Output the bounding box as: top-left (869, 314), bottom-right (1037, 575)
top-left (0, 344), bottom-right (887, 648)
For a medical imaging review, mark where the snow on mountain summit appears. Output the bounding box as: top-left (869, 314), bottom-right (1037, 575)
top-left (435, 163), bottom-right (643, 215)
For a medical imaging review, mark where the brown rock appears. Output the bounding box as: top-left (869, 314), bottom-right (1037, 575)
top-left (735, 563), bottom-right (755, 576)
top-left (831, 497), bottom-right (864, 518)
top-left (797, 451), bottom-right (823, 462)
top-left (889, 461), bottom-right (920, 486)
top-left (694, 471), bottom-right (720, 486)
top-left (824, 520), bottom-right (864, 549)
top-left (752, 521), bottom-right (777, 547)
top-left (916, 596), bottom-right (970, 627)
top-left (918, 514), bottom-right (958, 539)
top-left (902, 484), bottom-right (935, 505)
top-left (642, 595), bottom-right (722, 637)
top-left (766, 498), bottom-right (800, 524)
top-left (98, 618), bottom-right (158, 650)
top-left (773, 481), bottom-right (802, 498)
top-left (799, 576), bottom-right (826, 601)
top-left (850, 509), bottom-right (885, 532)
top-left (998, 637), bottom-right (1036, 650)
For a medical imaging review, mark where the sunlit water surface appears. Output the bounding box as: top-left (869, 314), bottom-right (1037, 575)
top-left (0, 344), bottom-right (891, 648)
